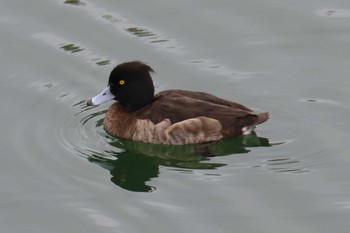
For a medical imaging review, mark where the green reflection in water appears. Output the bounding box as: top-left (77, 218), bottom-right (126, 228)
top-left (95, 60), bottom-right (111, 66)
top-left (126, 27), bottom-right (156, 37)
top-left (151, 39), bottom-right (169, 43)
top-left (88, 133), bottom-right (271, 192)
top-left (60, 43), bottom-right (84, 53)
top-left (63, 0), bottom-right (86, 6)
top-left (102, 15), bottom-right (120, 23)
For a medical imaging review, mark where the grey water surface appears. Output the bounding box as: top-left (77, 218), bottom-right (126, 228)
top-left (1, 0), bottom-right (350, 232)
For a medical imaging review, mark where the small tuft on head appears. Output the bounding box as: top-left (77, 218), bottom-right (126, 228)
top-left (114, 61), bottom-right (155, 76)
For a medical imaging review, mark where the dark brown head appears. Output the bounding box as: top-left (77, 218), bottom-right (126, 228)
top-left (87, 61), bottom-right (155, 111)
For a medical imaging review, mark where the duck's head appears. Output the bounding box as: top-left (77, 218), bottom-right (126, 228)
top-left (87, 61), bottom-right (155, 111)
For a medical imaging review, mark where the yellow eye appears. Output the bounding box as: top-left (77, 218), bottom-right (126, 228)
top-left (119, 80), bottom-right (125, 85)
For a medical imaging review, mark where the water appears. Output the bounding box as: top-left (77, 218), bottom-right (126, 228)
top-left (1, 0), bottom-right (350, 232)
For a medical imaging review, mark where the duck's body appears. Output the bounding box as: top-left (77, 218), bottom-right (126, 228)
top-left (88, 61), bottom-right (269, 145)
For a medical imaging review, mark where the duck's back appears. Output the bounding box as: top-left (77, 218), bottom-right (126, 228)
top-left (139, 90), bottom-right (265, 133)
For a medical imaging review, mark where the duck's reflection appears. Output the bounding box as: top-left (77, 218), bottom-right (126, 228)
top-left (87, 132), bottom-right (271, 192)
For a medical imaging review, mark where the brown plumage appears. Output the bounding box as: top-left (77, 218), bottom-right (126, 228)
top-left (87, 61), bottom-right (269, 145)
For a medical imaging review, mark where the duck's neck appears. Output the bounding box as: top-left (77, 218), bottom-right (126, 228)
top-left (121, 95), bottom-right (154, 111)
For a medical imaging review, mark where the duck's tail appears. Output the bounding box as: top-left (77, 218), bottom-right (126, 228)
top-left (256, 112), bottom-right (270, 125)
top-left (241, 112), bottom-right (269, 135)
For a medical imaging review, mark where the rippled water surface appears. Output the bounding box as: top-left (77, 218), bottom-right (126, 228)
top-left (2, 0), bottom-right (350, 232)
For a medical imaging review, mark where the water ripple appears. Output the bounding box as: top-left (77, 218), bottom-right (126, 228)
top-left (59, 0), bottom-right (185, 56)
top-left (32, 32), bottom-right (113, 66)
top-left (264, 157), bottom-right (310, 174)
top-left (315, 9), bottom-right (350, 18)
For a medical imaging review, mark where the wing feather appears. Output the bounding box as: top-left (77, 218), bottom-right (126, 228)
top-left (138, 90), bottom-right (258, 133)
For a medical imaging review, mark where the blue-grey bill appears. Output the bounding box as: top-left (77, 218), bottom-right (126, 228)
top-left (87, 86), bottom-right (114, 106)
